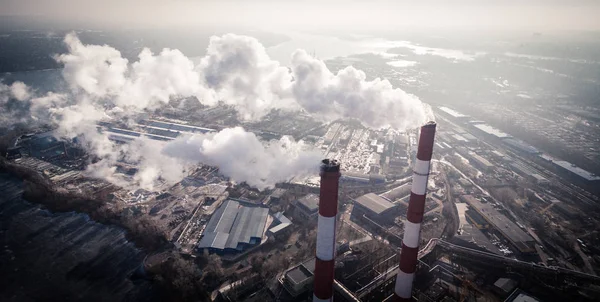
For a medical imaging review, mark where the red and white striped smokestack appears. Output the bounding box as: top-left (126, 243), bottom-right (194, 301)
top-left (313, 159), bottom-right (341, 302)
top-left (393, 122), bottom-right (437, 302)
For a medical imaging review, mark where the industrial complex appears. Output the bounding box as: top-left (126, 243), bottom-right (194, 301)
top-left (4, 102), bottom-right (600, 302)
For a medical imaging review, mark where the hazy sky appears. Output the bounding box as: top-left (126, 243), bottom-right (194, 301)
top-left (2, 0), bottom-right (600, 31)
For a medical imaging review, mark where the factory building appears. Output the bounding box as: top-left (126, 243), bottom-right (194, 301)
top-left (461, 195), bottom-right (535, 254)
top-left (451, 132), bottom-right (477, 145)
top-left (341, 171), bottom-right (386, 184)
top-left (472, 124), bottom-right (512, 139)
top-left (503, 139), bottom-right (540, 155)
top-left (341, 171), bottom-right (370, 184)
top-left (268, 212), bottom-right (292, 239)
top-left (538, 154), bottom-right (600, 183)
top-left (139, 119), bottom-right (215, 135)
top-left (452, 134), bottom-right (469, 144)
top-left (281, 258), bottom-right (316, 297)
top-left (529, 173), bottom-right (549, 185)
top-left (491, 150), bottom-right (507, 161)
top-left (351, 193), bottom-right (399, 225)
top-left (293, 194), bottom-right (320, 221)
top-left (468, 152), bottom-right (494, 172)
top-left (15, 131), bottom-right (69, 160)
top-left (438, 106), bottom-right (470, 121)
top-left (197, 200), bottom-right (268, 254)
top-left (493, 278), bottom-right (518, 297)
top-left (103, 120), bottom-right (215, 143)
top-left (465, 208), bottom-right (490, 229)
top-left (268, 188), bottom-right (287, 204)
top-left (323, 123), bottom-right (341, 145)
top-left (509, 163), bottom-right (549, 184)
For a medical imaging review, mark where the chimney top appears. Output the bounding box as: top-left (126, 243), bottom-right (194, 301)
top-left (320, 159), bottom-right (340, 173)
top-left (423, 121), bottom-right (437, 128)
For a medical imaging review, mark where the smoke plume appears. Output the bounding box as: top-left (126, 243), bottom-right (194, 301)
top-left (55, 33), bottom-right (430, 127)
top-left (1, 32), bottom-right (431, 190)
top-left (163, 127), bottom-right (321, 189)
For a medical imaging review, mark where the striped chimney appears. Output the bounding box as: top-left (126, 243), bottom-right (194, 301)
top-left (393, 122), bottom-right (437, 301)
top-left (313, 159), bottom-right (341, 302)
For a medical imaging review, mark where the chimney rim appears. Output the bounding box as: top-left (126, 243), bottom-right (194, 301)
top-left (423, 121), bottom-right (437, 128)
top-left (320, 159), bottom-right (341, 173)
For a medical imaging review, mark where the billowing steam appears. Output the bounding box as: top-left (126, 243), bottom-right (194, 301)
top-left (289, 50), bottom-right (427, 129)
top-left (163, 127), bottom-right (321, 189)
top-left (55, 33), bottom-right (430, 126)
top-left (0, 32), bottom-right (431, 190)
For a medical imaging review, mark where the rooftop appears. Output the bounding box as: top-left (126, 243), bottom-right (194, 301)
top-left (286, 258), bottom-right (316, 285)
top-left (197, 200), bottom-right (268, 251)
top-left (355, 193), bottom-right (397, 215)
top-left (469, 153), bottom-right (493, 168)
top-left (141, 119), bottom-right (215, 134)
top-left (438, 106), bottom-right (468, 118)
top-left (297, 194), bottom-right (319, 213)
top-left (473, 124), bottom-right (512, 139)
top-left (273, 212), bottom-right (292, 225)
top-left (553, 160), bottom-right (600, 181)
top-left (494, 277), bottom-right (518, 293)
top-left (342, 171), bottom-right (370, 180)
top-left (271, 188), bottom-right (287, 199)
top-left (453, 134), bottom-right (469, 143)
top-left (269, 223), bottom-right (291, 234)
top-left (503, 139), bottom-right (540, 154)
top-left (461, 195), bottom-right (534, 252)
top-left (511, 293), bottom-right (539, 302)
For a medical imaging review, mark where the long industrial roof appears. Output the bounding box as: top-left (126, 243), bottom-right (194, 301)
top-left (355, 193), bottom-right (397, 215)
top-left (461, 195), bottom-right (534, 252)
top-left (197, 200), bottom-right (268, 250)
top-left (142, 119), bottom-right (215, 134)
top-left (438, 106), bottom-right (468, 118)
top-left (473, 124), bottom-right (512, 139)
top-left (469, 153), bottom-right (494, 168)
top-left (553, 160), bottom-right (600, 181)
top-left (538, 154), bottom-right (600, 181)
top-left (503, 139), bottom-right (539, 154)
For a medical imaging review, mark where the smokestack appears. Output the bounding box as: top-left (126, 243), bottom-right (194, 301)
top-left (314, 159), bottom-right (341, 302)
top-left (393, 122), bottom-right (436, 301)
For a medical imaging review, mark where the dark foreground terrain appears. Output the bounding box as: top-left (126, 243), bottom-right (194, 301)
top-left (0, 172), bottom-right (157, 302)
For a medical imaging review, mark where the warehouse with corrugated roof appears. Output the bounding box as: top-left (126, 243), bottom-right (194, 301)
top-left (197, 199), bottom-right (269, 254)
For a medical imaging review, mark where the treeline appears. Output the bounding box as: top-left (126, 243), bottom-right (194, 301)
top-left (0, 157), bottom-right (220, 301)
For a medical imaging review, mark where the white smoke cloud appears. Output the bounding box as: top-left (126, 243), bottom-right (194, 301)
top-left (2, 32), bottom-right (432, 190)
top-left (1, 81), bottom-right (67, 127)
top-left (163, 127), bottom-right (321, 190)
top-left (197, 34), bottom-right (296, 120)
top-left (119, 48), bottom-right (210, 110)
top-left (289, 50), bottom-right (428, 129)
top-left (10, 82), bottom-right (31, 101)
top-left (54, 33), bottom-right (429, 128)
top-left (57, 33), bottom-right (128, 96)
top-left (1, 81), bottom-right (29, 104)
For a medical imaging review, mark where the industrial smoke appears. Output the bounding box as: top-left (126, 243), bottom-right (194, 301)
top-left (0, 32), bottom-right (432, 190)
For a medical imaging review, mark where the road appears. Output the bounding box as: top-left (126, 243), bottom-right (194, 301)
top-left (437, 160), bottom-right (459, 239)
top-left (434, 159), bottom-right (490, 197)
